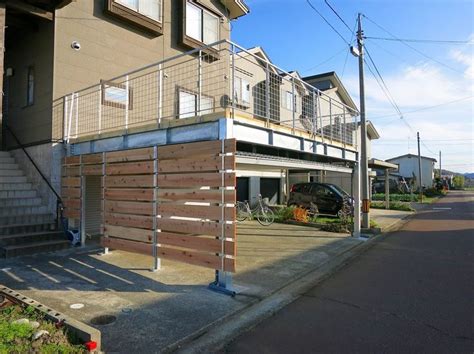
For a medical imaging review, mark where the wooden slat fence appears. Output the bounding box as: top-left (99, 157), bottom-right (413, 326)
top-left (61, 139), bottom-right (237, 273)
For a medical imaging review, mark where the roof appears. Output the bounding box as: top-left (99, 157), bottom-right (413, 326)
top-left (220, 0), bottom-right (250, 19)
top-left (302, 71), bottom-right (358, 111)
top-left (386, 154), bottom-right (437, 163)
top-left (369, 158), bottom-right (398, 170)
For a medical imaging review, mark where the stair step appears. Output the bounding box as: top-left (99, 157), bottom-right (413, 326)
top-left (0, 213), bottom-right (55, 226)
top-left (0, 176), bottom-right (27, 183)
top-left (0, 190), bottom-right (37, 199)
top-left (0, 197), bottom-right (42, 207)
top-left (2, 239), bottom-right (70, 258)
top-left (0, 163), bottom-right (19, 170)
top-left (0, 183), bottom-right (33, 191)
top-left (0, 222), bottom-right (55, 236)
top-left (0, 231), bottom-right (65, 246)
top-left (0, 157), bottom-right (14, 164)
top-left (0, 169), bottom-right (23, 177)
top-left (0, 205), bottom-right (48, 216)
top-left (0, 151), bottom-right (11, 158)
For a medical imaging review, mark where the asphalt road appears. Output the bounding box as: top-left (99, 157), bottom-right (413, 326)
top-left (224, 191), bottom-right (474, 353)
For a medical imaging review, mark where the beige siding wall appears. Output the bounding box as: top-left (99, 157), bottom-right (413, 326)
top-left (5, 21), bottom-right (54, 146)
top-left (52, 0), bottom-right (231, 138)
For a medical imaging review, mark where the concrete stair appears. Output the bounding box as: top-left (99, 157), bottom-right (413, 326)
top-left (0, 151), bottom-right (69, 258)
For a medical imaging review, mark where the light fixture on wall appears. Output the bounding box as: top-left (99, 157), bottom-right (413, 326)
top-left (71, 41), bottom-right (81, 51)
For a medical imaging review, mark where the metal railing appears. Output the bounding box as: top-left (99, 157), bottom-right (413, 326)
top-left (54, 40), bottom-right (359, 146)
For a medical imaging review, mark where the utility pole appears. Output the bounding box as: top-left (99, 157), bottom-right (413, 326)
top-left (417, 132), bottom-right (423, 203)
top-left (439, 150), bottom-right (442, 178)
top-left (357, 13), bottom-right (370, 229)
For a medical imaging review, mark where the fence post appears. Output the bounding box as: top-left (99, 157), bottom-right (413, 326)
top-left (312, 90), bottom-right (317, 138)
top-left (63, 96), bottom-right (68, 142)
top-left (231, 44), bottom-right (236, 119)
top-left (343, 106), bottom-right (347, 148)
top-left (329, 97), bottom-right (333, 143)
top-left (98, 85), bottom-right (102, 135)
top-left (292, 77), bottom-right (296, 133)
top-left (152, 145), bottom-right (160, 271)
top-left (158, 63), bottom-right (163, 127)
top-left (198, 50), bottom-right (202, 119)
top-left (74, 93), bottom-right (79, 139)
top-left (125, 75), bottom-right (129, 131)
top-left (265, 62), bottom-right (270, 126)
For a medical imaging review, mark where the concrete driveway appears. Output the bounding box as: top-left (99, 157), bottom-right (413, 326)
top-left (0, 221), bottom-right (360, 352)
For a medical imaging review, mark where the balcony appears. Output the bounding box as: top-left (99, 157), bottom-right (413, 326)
top-left (54, 40), bottom-right (359, 151)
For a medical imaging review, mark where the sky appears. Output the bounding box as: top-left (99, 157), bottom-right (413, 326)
top-left (230, 0), bottom-right (474, 174)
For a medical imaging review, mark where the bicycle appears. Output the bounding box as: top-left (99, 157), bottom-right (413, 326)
top-left (236, 194), bottom-right (275, 226)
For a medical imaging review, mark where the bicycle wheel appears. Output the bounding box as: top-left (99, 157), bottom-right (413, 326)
top-left (236, 201), bottom-right (248, 222)
top-left (257, 206), bottom-right (275, 226)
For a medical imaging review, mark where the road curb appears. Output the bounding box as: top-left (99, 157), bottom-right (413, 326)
top-left (167, 213), bottom-right (414, 354)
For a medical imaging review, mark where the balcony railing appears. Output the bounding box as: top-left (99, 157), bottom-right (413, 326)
top-left (54, 40), bottom-right (359, 147)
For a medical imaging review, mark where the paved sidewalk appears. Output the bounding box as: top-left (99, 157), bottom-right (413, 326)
top-left (370, 208), bottom-right (414, 231)
top-left (0, 222), bottom-right (359, 352)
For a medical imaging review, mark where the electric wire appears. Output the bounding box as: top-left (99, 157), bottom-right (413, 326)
top-left (362, 14), bottom-right (464, 74)
top-left (323, 0), bottom-right (353, 33)
top-left (306, 0), bottom-right (351, 46)
top-left (366, 36), bottom-right (473, 45)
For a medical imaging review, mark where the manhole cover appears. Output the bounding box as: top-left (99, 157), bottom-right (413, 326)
top-left (90, 315), bottom-right (116, 326)
top-left (70, 303), bottom-right (84, 309)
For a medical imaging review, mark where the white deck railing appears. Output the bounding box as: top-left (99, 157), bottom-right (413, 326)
top-left (54, 40), bottom-right (359, 146)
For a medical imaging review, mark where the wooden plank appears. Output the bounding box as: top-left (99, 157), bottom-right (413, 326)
top-left (158, 232), bottom-right (236, 256)
top-left (64, 208), bottom-right (80, 219)
top-left (106, 147), bottom-right (154, 163)
top-left (157, 204), bottom-right (234, 221)
top-left (101, 237), bottom-right (153, 256)
top-left (105, 213), bottom-right (153, 229)
top-left (106, 161), bottom-right (154, 175)
top-left (105, 175), bottom-right (154, 188)
top-left (105, 200), bottom-right (153, 215)
top-left (82, 153), bottom-right (103, 164)
top-left (63, 199), bottom-right (81, 209)
top-left (62, 166), bottom-right (80, 177)
top-left (158, 218), bottom-right (235, 238)
top-left (63, 156), bottom-right (80, 165)
top-left (157, 189), bottom-right (235, 204)
top-left (82, 164), bottom-right (103, 175)
top-left (61, 187), bottom-right (81, 198)
top-left (105, 188), bottom-right (154, 202)
top-left (62, 177), bottom-right (81, 187)
top-left (158, 139), bottom-right (236, 160)
top-left (158, 155), bottom-right (234, 174)
top-left (104, 224), bottom-right (153, 243)
top-left (157, 172), bottom-right (235, 188)
top-left (157, 246), bottom-right (235, 272)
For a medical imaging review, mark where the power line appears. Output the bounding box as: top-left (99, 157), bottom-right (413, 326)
top-left (367, 95), bottom-right (474, 120)
top-left (362, 14), bottom-right (465, 75)
top-left (324, 0), bottom-right (353, 33)
top-left (306, 0), bottom-right (350, 46)
top-left (366, 36), bottom-right (473, 45)
top-left (302, 47), bottom-right (347, 73)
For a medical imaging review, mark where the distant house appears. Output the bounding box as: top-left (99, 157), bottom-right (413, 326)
top-left (386, 154), bottom-right (437, 189)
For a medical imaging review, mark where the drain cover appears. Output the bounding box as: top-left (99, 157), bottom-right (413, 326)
top-left (90, 315), bottom-right (116, 326)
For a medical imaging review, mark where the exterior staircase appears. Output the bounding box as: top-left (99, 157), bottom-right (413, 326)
top-left (0, 151), bottom-right (69, 258)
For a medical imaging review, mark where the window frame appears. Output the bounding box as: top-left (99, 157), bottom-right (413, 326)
top-left (177, 86), bottom-right (215, 119)
top-left (233, 76), bottom-right (251, 108)
top-left (101, 80), bottom-right (133, 110)
top-left (105, 0), bottom-right (163, 36)
top-left (26, 66), bottom-right (35, 107)
top-left (182, 0), bottom-right (221, 53)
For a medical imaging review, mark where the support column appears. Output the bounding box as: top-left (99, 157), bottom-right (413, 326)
top-left (0, 3), bottom-right (5, 149)
top-left (385, 169), bottom-right (390, 210)
top-left (353, 159), bottom-right (361, 238)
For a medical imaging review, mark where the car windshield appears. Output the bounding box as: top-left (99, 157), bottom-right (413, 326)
top-left (328, 184), bottom-right (349, 197)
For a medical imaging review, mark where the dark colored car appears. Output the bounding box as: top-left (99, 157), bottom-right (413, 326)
top-left (287, 182), bottom-right (351, 215)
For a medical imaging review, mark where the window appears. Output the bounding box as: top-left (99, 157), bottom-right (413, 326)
top-left (178, 89), bottom-right (214, 118)
top-left (185, 1), bottom-right (219, 45)
top-left (26, 66), bottom-right (34, 106)
top-left (105, 0), bottom-right (163, 35)
top-left (233, 77), bottom-right (250, 106)
top-left (283, 90), bottom-right (294, 111)
top-left (101, 81), bottom-right (133, 109)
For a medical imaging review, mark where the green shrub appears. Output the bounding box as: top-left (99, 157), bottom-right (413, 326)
top-left (423, 188), bottom-right (446, 197)
top-left (274, 206), bottom-right (296, 222)
top-left (372, 193), bottom-right (415, 202)
top-left (371, 201), bottom-right (414, 211)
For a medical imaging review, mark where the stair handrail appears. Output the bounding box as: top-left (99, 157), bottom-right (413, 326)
top-left (4, 125), bottom-right (64, 229)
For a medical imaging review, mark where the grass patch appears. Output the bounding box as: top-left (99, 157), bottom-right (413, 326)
top-left (371, 201), bottom-right (415, 211)
top-left (0, 303), bottom-right (86, 353)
